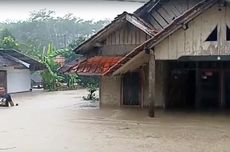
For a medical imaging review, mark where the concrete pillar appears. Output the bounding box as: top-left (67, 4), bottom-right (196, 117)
top-left (148, 53), bottom-right (156, 117)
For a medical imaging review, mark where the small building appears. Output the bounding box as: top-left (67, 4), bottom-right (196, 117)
top-left (55, 55), bottom-right (65, 67)
top-left (0, 49), bottom-right (43, 93)
top-left (66, 0), bottom-right (230, 116)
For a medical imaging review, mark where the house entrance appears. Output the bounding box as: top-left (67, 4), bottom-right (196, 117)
top-left (0, 70), bottom-right (7, 89)
top-left (166, 61), bottom-right (230, 110)
top-left (166, 64), bottom-right (196, 109)
top-left (122, 72), bottom-right (141, 106)
top-left (198, 70), bottom-right (220, 109)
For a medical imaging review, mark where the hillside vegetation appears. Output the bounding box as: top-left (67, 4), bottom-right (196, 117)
top-left (0, 9), bottom-right (110, 58)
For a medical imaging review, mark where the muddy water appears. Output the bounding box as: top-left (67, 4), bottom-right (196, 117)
top-left (0, 89), bottom-right (230, 152)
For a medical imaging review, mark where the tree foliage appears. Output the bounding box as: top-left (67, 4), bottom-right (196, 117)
top-left (0, 28), bottom-right (18, 49)
top-left (59, 37), bottom-right (85, 62)
top-left (0, 9), bottom-right (106, 91)
top-left (38, 44), bottom-right (64, 91)
top-left (0, 9), bottom-right (109, 57)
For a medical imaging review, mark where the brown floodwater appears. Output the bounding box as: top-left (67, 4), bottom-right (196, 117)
top-left (0, 89), bottom-right (230, 152)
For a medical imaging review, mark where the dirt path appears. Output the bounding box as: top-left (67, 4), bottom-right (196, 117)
top-left (0, 89), bottom-right (230, 152)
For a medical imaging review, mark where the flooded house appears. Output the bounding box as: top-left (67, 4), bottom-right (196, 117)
top-left (0, 49), bottom-right (43, 93)
top-left (66, 0), bottom-right (230, 117)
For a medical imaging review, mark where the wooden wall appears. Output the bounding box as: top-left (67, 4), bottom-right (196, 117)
top-left (144, 0), bottom-right (200, 31)
top-left (155, 4), bottom-right (230, 60)
top-left (101, 22), bottom-right (151, 56)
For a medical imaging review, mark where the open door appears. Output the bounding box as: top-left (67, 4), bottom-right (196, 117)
top-left (199, 70), bottom-right (219, 109)
top-left (122, 72), bottom-right (141, 106)
top-left (0, 71), bottom-right (7, 90)
top-left (166, 69), bottom-right (196, 109)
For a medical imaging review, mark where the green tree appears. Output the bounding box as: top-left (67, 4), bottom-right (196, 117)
top-left (0, 9), bottom-right (110, 58)
top-left (38, 44), bottom-right (64, 91)
top-left (1, 36), bottom-right (18, 49)
top-left (60, 36), bottom-right (85, 62)
top-left (0, 28), bottom-right (15, 40)
top-left (0, 28), bottom-right (18, 49)
top-left (29, 9), bottom-right (55, 21)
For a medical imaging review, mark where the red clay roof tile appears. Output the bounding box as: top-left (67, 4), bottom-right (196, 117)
top-left (69, 56), bottom-right (122, 76)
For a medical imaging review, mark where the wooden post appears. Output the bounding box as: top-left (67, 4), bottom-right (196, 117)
top-left (148, 53), bottom-right (156, 117)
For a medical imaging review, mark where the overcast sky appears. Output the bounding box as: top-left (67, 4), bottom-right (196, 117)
top-left (0, 0), bottom-right (147, 22)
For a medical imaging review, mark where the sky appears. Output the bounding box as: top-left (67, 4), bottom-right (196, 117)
top-left (0, 0), bottom-right (146, 22)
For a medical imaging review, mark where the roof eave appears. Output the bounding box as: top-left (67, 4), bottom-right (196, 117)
top-left (73, 12), bottom-right (128, 53)
top-left (74, 12), bottom-right (155, 54)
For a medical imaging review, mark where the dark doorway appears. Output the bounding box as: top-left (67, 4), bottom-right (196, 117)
top-left (225, 72), bottom-right (230, 108)
top-left (198, 70), bottom-right (220, 109)
top-left (0, 71), bottom-right (7, 89)
top-left (123, 72), bottom-right (141, 106)
top-left (167, 68), bottom-right (196, 109)
top-left (166, 61), bottom-right (230, 110)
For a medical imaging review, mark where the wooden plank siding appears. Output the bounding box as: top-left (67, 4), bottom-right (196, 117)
top-left (101, 22), bottom-right (150, 56)
top-left (143, 0), bottom-right (201, 31)
top-left (155, 4), bottom-right (230, 60)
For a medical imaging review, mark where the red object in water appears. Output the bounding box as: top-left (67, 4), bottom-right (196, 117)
top-left (205, 71), bottom-right (213, 76)
top-left (70, 56), bottom-right (122, 76)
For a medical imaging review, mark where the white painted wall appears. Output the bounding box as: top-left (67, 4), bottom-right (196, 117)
top-left (7, 69), bottom-right (31, 93)
top-left (0, 66), bottom-right (31, 93)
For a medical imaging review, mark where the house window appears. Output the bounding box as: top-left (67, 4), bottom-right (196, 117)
top-left (226, 26), bottom-right (230, 41)
top-left (206, 26), bottom-right (218, 41)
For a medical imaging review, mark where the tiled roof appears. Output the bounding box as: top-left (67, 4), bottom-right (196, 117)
top-left (69, 56), bottom-right (122, 76)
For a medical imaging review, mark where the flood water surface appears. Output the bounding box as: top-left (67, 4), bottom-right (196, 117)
top-left (0, 89), bottom-right (230, 152)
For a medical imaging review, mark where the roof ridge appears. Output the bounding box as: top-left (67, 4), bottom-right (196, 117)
top-left (74, 12), bottom-right (155, 53)
top-left (134, 0), bottom-right (159, 15)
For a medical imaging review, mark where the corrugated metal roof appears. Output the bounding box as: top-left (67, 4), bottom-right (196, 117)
top-left (0, 53), bottom-right (21, 67)
top-left (0, 49), bottom-right (44, 70)
top-left (69, 56), bottom-right (122, 76)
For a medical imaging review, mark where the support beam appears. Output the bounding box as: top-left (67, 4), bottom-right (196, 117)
top-left (148, 53), bottom-right (155, 117)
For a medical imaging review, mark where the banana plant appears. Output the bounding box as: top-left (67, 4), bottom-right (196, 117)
top-left (38, 44), bottom-right (64, 91)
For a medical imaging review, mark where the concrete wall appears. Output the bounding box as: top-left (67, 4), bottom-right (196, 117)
top-left (0, 67), bottom-right (31, 93)
top-left (7, 69), bottom-right (31, 93)
top-left (100, 61), bottom-right (168, 109)
top-left (100, 76), bottom-right (121, 106)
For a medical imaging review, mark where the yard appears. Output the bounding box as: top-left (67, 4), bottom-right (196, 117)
top-left (0, 89), bottom-right (230, 152)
